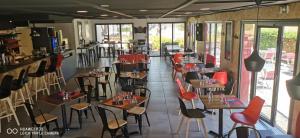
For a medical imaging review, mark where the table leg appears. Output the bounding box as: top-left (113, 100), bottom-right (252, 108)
top-left (208, 109), bottom-right (224, 138)
top-left (122, 110), bottom-right (129, 137)
top-left (219, 109), bottom-right (223, 137)
top-left (95, 77), bottom-right (99, 101)
top-left (61, 104), bottom-right (68, 134)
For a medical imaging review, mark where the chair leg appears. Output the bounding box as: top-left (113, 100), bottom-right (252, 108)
top-left (231, 122), bottom-right (237, 130)
top-left (145, 112), bottom-right (150, 126)
top-left (191, 99), bottom-right (195, 109)
top-left (54, 120), bottom-right (61, 136)
top-left (138, 115), bottom-right (142, 134)
top-left (7, 98), bottom-right (20, 126)
top-left (69, 109), bottom-right (73, 126)
top-left (77, 110), bottom-right (82, 129)
top-left (101, 83), bottom-right (107, 97)
top-left (89, 107), bottom-right (96, 122)
top-left (108, 83), bottom-right (113, 97)
top-left (101, 129), bottom-right (105, 138)
top-left (34, 78), bottom-right (38, 101)
top-left (200, 119), bottom-right (208, 138)
top-left (19, 89), bottom-right (29, 116)
top-left (42, 76), bottom-right (50, 95)
top-left (196, 119), bottom-right (201, 132)
top-left (175, 115), bottom-right (184, 133)
top-left (25, 84), bottom-right (34, 105)
top-left (185, 119), bottom-right (190, 138)
top-left (55, 73), bottom-right (61, 91)
top-left (84, 110), bottom-right (88, 119)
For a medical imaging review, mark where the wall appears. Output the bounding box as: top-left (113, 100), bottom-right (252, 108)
top-left (16, 27), bottom-right (33, 55)
top-left (187, 2), bottom-right (300, 135)
top-left (35, 23), bottom-right (76, 50)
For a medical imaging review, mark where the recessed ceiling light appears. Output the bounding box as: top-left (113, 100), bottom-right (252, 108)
top-left (184, 12), bottom-right (192, 14)
top-left (9, 20), bottom-right (13, 23)
top-left (139, 9), bottom-right (148, 12)
top-left (77, 10), bottom-right (88, 13)
top-left (175, 15), bottom-right (183, 16)
top-left (200, 8), bottom-right (210, 11)
top-left (101, 4), bottom-right (110, 8)
top-left (113, 16), bottom-right (118, 18)
top-left (100, 14), bottom-right (108, 17)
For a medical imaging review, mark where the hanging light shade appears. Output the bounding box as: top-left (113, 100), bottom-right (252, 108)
top-left (286, 73), bottom-right (300, 100)
top-left (244, 0), bottom-right (265, 72)
top-left (244, 50), bottom-right (265, 72)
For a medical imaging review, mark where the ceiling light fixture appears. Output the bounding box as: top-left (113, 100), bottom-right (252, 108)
top-left (100, 14), bottom-right (108, 17)
top-left (101, 4), bottom-right (110, 8)
top-left (184, 12), bottom-right (192, 14)
top-left (113, 16), bottom-right (118, 18)
top-left (77, 10), bottom-right (88, 13)
top-left (139, 9), bottom-right (148, 12)
top-left (200, 8), bottom-right (210, 11)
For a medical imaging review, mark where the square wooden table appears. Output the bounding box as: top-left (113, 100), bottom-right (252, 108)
top-left (119, 71), bottom-right (147, 80)
top-left (40, 92), bottom-right (86, 135)
top-left (199, 95), bottom-right (246, 138)
top-left (100, 94), bottom-right (147, 136)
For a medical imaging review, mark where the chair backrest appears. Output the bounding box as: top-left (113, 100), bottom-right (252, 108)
top-left (48, 55), bottom-right (58, 72)
top-left (75, 77), bottom-right (88, 93)
top-left (95, 106), bottom-right (122, 130)
top-left (24, 66), bottom-right (31, 83)
top-left (205, 63), bottom-right (215, 68)
top-left (56, 53), bottom-right (64, 68)
top-left (206, 54), bottom-right (216, 65)
top-left (133, 87), bottom-right (151, 108)
top-left (185, 72), bottom-right (199, 84)
top-left (213, 71), bottom-right (228, 85)
top-left (24, 102), bottom-right (38, 125)
top-left (176, 78), bottom-right (186, 97)
top-left (103, 66), bottom-right (111, 81)
top-left (243, 96), bottom-right (265, 123)
top-left (16, 69), bottom-right (26, 86)
top-left (0, 75), bottom-right (13, 98)
top-left (178, 97), bottom-right (189, 117)
top-left (227, 126), bottom-right (261, 138)
top-left (185, 63), bottom-right (196, 70)
top-left (36, 60), bottom-right (47, 76)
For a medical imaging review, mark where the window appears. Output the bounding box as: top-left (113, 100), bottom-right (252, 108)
top-left (95, 23), bottom-right (133, 49)
top-left (205, 22), bottom-right (222, 66)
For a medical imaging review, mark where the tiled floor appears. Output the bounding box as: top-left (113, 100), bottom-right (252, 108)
top-left (1, 57), bottom-right (274, 138)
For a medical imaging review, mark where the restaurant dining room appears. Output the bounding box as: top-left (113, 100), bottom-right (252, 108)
top-left (1, 0), bottom-right (300, 138)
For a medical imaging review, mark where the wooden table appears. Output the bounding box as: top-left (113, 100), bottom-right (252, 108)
top-left (101, 93), bottom-right (147, 136)
top-left (40, 92), bottom-right (86, 135)
top-left (76, 71), bottom-right (110, 101)
top-left (120, 72), bottom-right (147, 79)
top-left (199, 95), bottom-right (246, 138)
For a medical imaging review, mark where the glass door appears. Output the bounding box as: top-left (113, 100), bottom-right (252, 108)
top-left (148, 24), bottom-right (160, 56)
top-left (161, 23), bottom-right (173, 55)
top-left (173, 23), bottom-right (185, 50)
top-left (255, 27), bottom-right (280, 122)
top-left (275, 26), bottom-right (298, 132)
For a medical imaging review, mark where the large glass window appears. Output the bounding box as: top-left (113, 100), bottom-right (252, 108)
top-left (96, 23), bottom-right (133, 49)
top-left (147, 23), bottom-right (185, 56)
top-left (205, 22), bottom-right (222, 66)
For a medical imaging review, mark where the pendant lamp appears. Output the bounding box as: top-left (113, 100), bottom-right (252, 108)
top-left (244, 0), bottom-right (265, 72)
top-left (286, 73), bottom-right (300, 100)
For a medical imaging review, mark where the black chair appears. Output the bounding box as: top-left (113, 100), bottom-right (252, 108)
top-left (69, 85), bottom-right (96, 129)
top-left (99, 67), bottom-right (113, 97)
top-left (213, 73), bottom-right (236, 95)
top-left (75, 76), bottom-right (93, 94)
top-left (114, 63), bottom-right (121, 85)
top-left (28, 60), bottom-right (50, 101)
top-left (175, 97), bottom-right (208, 138)
top-left (119, 77), bottom-right (135, 92)
top-left (24, 102), bottom-right (60, 138)
top-left (46, 54), bottom-right (61, 91)
top-left (95, 105), bottom-right (128, 138)
top-left (0, 75), bottom-right (20, 132)
top-left (184, 71), bottom-right (200, 91)
top-left (204, 63), bottom-right (215, 78)
top-left (11, 69), bottom-right (30, 115)
top-left (226, 126), bottom-right (262, 138)
top-left (127, 87), bottom-right (151, 134)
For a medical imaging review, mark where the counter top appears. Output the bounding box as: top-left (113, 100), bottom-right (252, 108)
top-left (0, 49), bottom-right (74, 74)
top-left (0, 56), bottom-right (48, 73)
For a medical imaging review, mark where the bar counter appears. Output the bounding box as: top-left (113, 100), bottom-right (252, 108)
top-left (0, 49), bottom-right (76, 81)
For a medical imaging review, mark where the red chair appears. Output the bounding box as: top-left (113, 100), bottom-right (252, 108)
top-left (212, 71), bottom-right (228, 85)
top-left (171, 59), bottom-right (183, 79)
top-left (184, 63), bottom-right (196, 70)
top-left (175, 78), bottom-right (198, 108)
top-left (206, 54), bottom-right (216, 65)
top-left (230, 96), bottom-right (265, 129)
